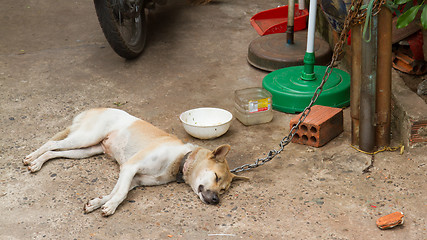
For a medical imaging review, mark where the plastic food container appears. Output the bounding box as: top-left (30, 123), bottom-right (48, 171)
top-left (179, 108), bottom-right (233, 139)
top-left (234, 87), bottom-right (273, 125)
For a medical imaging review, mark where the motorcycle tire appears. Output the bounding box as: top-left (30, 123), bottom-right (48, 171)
top-left (94, 0), bottom-right (147, 59)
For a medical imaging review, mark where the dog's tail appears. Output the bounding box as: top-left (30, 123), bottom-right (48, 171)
top-left (50, 127), bottom-right (71, 141)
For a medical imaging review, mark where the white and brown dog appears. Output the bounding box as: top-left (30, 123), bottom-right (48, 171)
top-left (24, 108), bottom-right (247, 216)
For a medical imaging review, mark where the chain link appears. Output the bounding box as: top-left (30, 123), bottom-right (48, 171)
top-left (231, 0), bottom-right (385, 173)
top-left (352, 0), bottom-right (387, 24)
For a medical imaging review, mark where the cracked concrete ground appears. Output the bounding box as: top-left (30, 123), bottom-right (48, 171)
top-left (0, 0), bottom-right (426, 239)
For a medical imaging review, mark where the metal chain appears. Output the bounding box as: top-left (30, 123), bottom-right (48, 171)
top-left (353, 0), bottom-right (386, 24)
top-left (231, 0), bottom-right (385, 173)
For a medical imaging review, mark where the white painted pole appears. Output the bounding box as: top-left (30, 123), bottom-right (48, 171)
top-left (298, 0), bottom-right (305, 10)
top-left (306, 0), bottom-right (317, 53)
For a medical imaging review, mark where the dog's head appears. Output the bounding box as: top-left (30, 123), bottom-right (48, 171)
top-left (183, 144), bottom-right (248, 205)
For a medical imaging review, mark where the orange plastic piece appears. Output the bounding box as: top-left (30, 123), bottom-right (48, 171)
top-left (376, 212), bottom-right (404, 230)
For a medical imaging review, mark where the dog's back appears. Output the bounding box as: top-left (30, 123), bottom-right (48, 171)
top-left (70, 108), bottom-right (138, 137)
top-left (101, 115), bottom-right (186, 165)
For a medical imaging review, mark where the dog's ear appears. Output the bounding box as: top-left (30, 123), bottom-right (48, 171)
top-left (212, 144), bottom-right (231, 162)
top-left (232, 174), bottom-right (250, 181)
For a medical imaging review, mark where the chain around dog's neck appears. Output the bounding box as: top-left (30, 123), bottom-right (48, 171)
top-left (176, 151), bottom-right (192, 183)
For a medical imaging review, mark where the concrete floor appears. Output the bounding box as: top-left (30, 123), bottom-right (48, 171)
top-left (1, 0), bottom-right (426, 239)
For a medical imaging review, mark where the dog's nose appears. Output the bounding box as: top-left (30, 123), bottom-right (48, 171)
top-left (200, 187), bottom-right (220, 205)
top-left (211, 194), bottom-right (219, 205)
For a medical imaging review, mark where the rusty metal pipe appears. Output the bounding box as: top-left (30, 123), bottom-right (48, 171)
top-left (287, 0), bottom-right (295, 44)
top-left (376, 7), bottom-right (392, 147)
top-left (351, 23), bottom-right (362, 145)
top-left (359, 13), bottom-right (377, 152)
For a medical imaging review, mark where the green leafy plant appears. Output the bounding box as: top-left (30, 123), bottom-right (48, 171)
top-left (394, 0), bottom-right (427, 29)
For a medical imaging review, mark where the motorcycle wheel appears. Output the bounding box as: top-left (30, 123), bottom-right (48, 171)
top-left (94, 0), bottom-right (147, 59)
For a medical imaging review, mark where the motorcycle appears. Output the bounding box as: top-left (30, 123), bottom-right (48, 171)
top-left (93, 0), bottom-right (167, 59)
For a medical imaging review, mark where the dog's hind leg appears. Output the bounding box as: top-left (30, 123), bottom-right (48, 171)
top-left (24, 128), bottom-right (71, 165)
top-left (24, 128), bottom-right (106, 166)
top-left (27, 144), bottom-right (104, 172)
top-left (25, 109), bottom-right (113, 164)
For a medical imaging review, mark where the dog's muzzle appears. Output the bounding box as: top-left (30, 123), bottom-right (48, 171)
top-left (198, 185), bottom-right (219, 205)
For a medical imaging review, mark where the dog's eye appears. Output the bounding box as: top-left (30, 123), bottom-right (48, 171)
top-left (215, 173), bottom-right (221, 182)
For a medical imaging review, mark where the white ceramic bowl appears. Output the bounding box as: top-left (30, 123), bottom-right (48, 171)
top-left (179, 107), bottom-right (233, 139)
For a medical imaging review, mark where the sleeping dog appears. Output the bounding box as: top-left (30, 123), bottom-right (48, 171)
top-left (24, 108), bottom-right (247, 216)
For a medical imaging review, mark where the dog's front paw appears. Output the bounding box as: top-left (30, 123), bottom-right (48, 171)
top-left (101, 202), bottom-right (117, 217)
top-left (84, 197), bottom-right (104, 213)
top-left (84, 202), bottom-right (96, 214)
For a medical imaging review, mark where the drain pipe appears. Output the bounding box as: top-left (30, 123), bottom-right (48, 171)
top-left (287, 0), bottom-right (295, 44)
top-left (351, 23), bottom-right (362, 145)
top-left (376, 7), bottom-right (392, 147)
top-left (359, 5), bottom-right (378, 152)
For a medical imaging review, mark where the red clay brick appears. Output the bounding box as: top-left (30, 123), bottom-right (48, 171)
top-left (410, 120), bottom-right (427, 145)
top-left (289, 105), bottom-right (343, 147)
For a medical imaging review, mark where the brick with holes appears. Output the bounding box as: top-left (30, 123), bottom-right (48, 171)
top-left (289, 105), bottom-right (343, 147)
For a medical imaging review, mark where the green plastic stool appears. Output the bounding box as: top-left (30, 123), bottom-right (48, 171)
top-left (262, 56), bottom-right (350, 113)
top-left (262, 0), bottom-right (350, 113)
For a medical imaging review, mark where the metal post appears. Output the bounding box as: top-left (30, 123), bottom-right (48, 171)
top-left (298, 0), bottom-right (305, 9)
top-left (287, 0), bottom-right (295, 44)
top-left (351, 23), bottom-right (362, 145)
top-left (376, 7), bottom-right (392, 147)
top-left (359, 12), bottom-right (377, 152)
